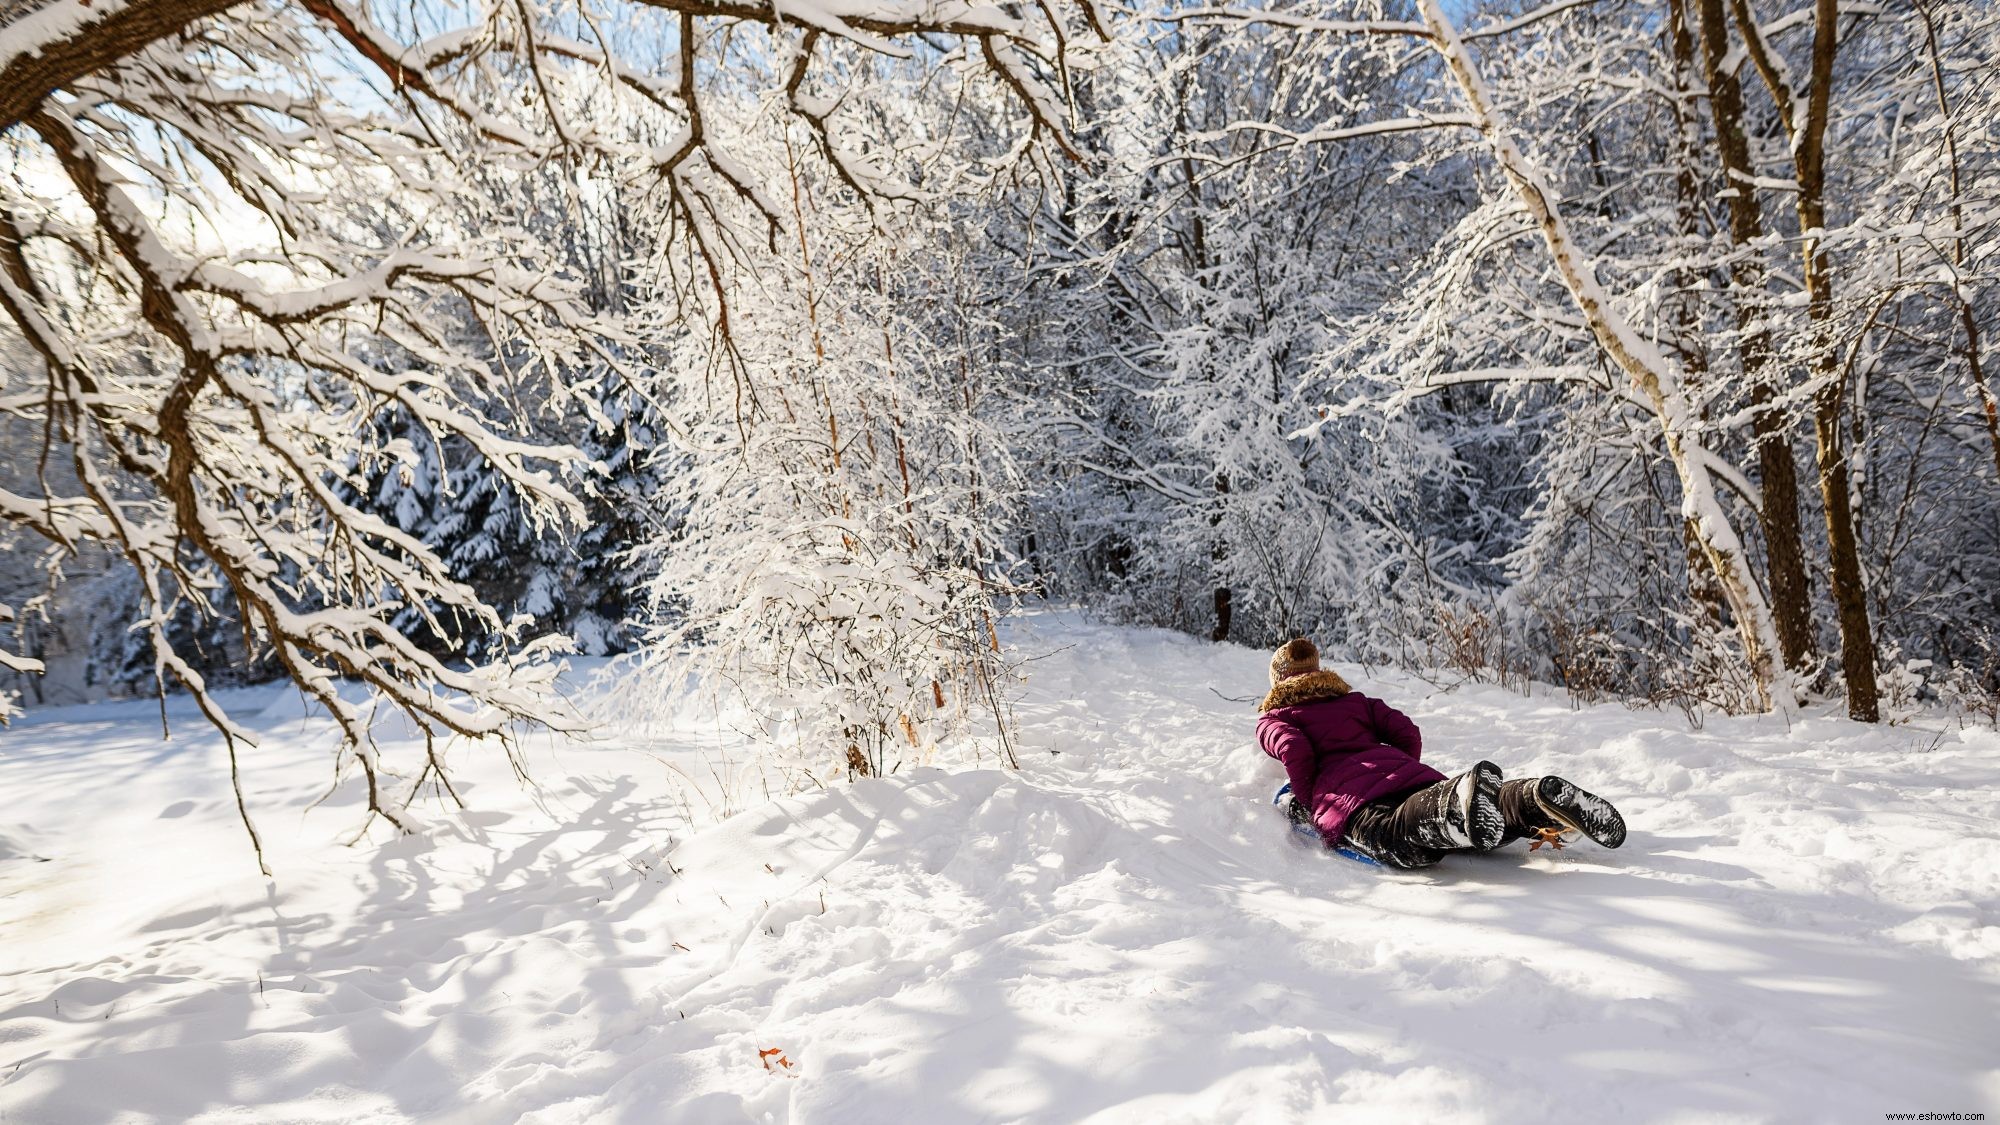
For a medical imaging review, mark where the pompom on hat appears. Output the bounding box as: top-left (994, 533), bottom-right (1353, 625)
top-left (1269, 637), bottom-right (1320, 686)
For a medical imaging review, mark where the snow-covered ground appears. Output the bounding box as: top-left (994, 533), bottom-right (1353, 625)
top-left (3, 614), bottom-right (1998, 1122)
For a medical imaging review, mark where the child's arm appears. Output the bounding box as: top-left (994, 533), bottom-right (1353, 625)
top-left (1367, 696), bottom-right (1425, 760)
top-left (1258, 714), bottom-right (1319, 800)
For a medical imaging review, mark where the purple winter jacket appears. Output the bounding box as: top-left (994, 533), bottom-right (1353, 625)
top-left (1257, 669), bottom-right (1447, 842)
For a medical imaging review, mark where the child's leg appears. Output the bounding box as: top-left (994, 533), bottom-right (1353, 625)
top-left (1341, 796), bottom-right (1444, 869)
top-left (1342, 761), bottom-right (1505, 865)
top-left (1497, 777), bottom-right (1627, 848)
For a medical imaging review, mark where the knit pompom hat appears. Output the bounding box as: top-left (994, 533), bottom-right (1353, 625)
top-left (1269, 637), bottom-right (1320, 685)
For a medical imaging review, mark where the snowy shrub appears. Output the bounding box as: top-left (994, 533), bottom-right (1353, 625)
top-left (635, 382), bottom-right (1022, 781)
top-left (1877, 647), bottom-right (1935, 726)
top-left (1936, 636), bottom-right (2000, 730)
top-left (628, 113), bottom-right (1026, 781)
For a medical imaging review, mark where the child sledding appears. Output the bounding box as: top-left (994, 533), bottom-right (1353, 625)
top-left (1259, 637), bottom-right (1626, 869)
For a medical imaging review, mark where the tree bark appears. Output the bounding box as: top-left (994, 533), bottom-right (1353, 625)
top-left (0, 0), bottom-right (245, 133)
top-left (1692, 0), bottom-right (1819, 677)
top-left (1731, 0), bottom-right (1879, 719)
top-left (1798, 0), bottom-right (1877, 721)
top-left (1211, 472), bottom-right (1233, 642)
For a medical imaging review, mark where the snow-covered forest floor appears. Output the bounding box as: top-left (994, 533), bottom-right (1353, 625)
top-left (3, 613), bottom-right (1997, 1122)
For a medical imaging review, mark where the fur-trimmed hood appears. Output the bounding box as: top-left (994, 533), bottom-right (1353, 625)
top-left (1257, 668), bottom-right (1352, 712)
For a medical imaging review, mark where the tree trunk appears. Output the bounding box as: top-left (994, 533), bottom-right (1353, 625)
top-left (1811, 385), bottom-right (1877, 719)
top-left (1692, 0), bottom-right (1818, 677)
top-left (1211, 472), bottom-right (1232, 642)
top-left (1666, 0), bottom-right (1731, 628)
top-left (1416, 0), bottom-right (1784, 709)
top-left (1785, 0), bottom-right (1880, 720)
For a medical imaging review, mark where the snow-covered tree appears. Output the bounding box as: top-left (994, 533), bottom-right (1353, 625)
top-left (0, 0), bottom-right (1099, 860)
top-left (7, 0), bottom-right (2000, 803)
top-left (622, 49), bottom-right (1030, 782)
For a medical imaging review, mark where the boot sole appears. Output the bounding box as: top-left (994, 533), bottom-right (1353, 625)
top-left (1470, 761), bottom-right (1506, 851)
top-left (1536, 776), bottom-right (1626, 849)
top-left (1442, 761), bottom-right (1506, 851)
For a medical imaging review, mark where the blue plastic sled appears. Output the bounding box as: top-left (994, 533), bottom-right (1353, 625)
top-left (1273, 783), bottom-right (1384, 867)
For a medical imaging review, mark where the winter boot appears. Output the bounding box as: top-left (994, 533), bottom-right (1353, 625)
top-left (1368, 761), bottom-right (1506, 854)
top-left (1421, 760), bottom-right (1505, 851)
top-left (1498, 776), bottom-right (1626, 849)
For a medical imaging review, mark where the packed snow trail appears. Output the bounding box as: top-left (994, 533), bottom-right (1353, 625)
top-left (2, 614), bottom-right (1998, 1121)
